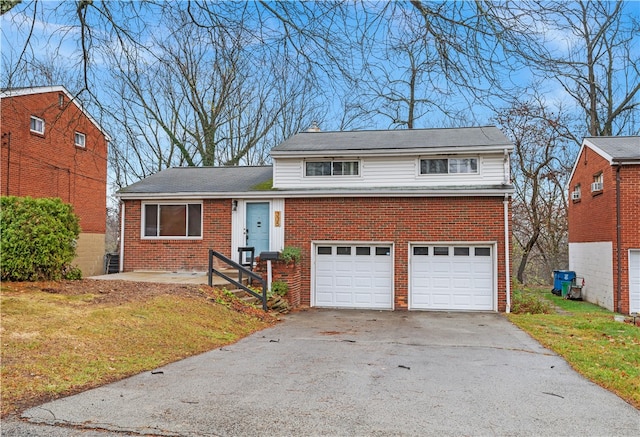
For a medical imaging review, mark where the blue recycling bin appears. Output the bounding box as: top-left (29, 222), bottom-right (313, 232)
top-left (553, 270), bottom-right (576, 294)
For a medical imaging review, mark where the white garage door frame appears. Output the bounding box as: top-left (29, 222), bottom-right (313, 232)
top-left (629, 249), bottom-right (640, 314)
top-left (408, 241), bottom-right (498, 311)
top-left (311, 241), bottom-right (394, 310)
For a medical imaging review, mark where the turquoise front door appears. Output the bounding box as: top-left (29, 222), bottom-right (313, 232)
top-left (246, 202), bottom-right (270, 256)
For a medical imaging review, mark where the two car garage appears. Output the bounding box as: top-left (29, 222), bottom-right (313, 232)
top-left (313, 243), bottom-right (495, 311)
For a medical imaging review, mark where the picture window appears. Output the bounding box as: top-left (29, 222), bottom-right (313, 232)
top-left (143, 203), bottom-right (202, 238)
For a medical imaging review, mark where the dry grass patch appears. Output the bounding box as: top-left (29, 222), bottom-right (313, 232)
top-left (1, 280), bottom-right (277, 417)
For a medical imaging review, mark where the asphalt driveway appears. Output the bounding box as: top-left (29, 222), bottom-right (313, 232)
top-left (7, 310), bottom-right (640, 436)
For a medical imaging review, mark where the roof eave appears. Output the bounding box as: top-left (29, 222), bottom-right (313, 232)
top-left (117, 186), bottom-right (514, 201)
top-left (270, 145), bottom-right (514, 158)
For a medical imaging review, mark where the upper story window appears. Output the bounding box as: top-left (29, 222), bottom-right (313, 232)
top-left (143, 203), bottom-right (202, 238)
top-left (30, 116), bottom-right (45, 135)
top-left (75, 132), bottom-right (86, 148)
top-left (591, 172), bottom-right (603, 194)
top-left (420, 158), bottom-right (478, 175)
top-left (305, 160), bottom-right (359, 177)
top-left (571, 184), bottom-right (581, 202)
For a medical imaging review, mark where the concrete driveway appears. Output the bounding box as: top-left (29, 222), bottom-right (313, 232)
top-left (8, 310), bottom-right (640, 436)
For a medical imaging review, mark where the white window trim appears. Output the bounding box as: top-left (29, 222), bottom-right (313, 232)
top-left (418, 156), bottom-right (480, 176)
top-left (75, 132), bottom-right (86, 148)
top-left (141, 201), bottom-right (204, 240)
top-left (30, 116), bottom-right (45, 135)
top-left (304, 159), bottom-right (361, 177)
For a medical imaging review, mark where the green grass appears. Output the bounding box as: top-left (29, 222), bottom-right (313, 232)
top-left (508, 287), bottom-right (640, 409)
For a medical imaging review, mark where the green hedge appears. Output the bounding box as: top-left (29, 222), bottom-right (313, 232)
top-left (1, 196), bottom-right (81, 281)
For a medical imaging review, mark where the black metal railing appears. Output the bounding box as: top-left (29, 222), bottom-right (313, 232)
top-left (208, 249), bottom-right (267, 311)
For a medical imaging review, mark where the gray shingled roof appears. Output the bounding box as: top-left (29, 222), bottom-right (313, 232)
top-left (118, 166), bottom-right (272, 195)
top-left (585, 136), bottom-right (640, 161)
top-left (270, 126), bottom-right (512, 154)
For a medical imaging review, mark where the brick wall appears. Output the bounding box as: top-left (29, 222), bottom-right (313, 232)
top-left (1, 91), bottom-right (108, 234)
top-left (122, 199), bottom-right (232, 271)
top-left (568, 144), bottom-right (640, 314)
top-left (255, 259), bottom-right (302, 308)
top-left (284, 196), bottom-right (510, 311)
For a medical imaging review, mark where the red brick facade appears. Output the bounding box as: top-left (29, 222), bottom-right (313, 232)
top-left (568, 145), bottom-right (640, 314)
top-left (1, 89), bottom-right (108, 234)
top-left (284, 196), bottom-right (510, 311)
top-left (121, 196), bottom-right (511, 311)
top-left (121, 199), bottom-right (232, 272)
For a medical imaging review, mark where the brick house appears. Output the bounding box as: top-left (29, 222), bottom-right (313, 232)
top-left (117, 126), bottom-right (514, 311)
top-left (568, 136), bottom-right (640, 315)
top-left (1, 86), bottom-right (110, 276)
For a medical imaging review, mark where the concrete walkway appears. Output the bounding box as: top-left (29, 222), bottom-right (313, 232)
top-left (9, 310), bottom-right (639, 436)
top-left (89, 271), bottom-right (210, 285)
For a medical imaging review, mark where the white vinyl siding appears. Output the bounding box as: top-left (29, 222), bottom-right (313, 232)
top-left (273, 154), bottom-right (505, 189)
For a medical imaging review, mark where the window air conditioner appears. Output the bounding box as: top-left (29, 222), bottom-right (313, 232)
top-left (591, 182), bottom-right (603, 192)
top-left (571, 191), bottom-right (581, 200)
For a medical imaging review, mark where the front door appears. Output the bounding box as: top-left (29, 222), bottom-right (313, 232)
top-left (246, 202), bottom-right (270, 256)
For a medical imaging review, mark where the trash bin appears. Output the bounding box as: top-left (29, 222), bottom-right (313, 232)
top-left (552, 270), bottom-right (576, 296)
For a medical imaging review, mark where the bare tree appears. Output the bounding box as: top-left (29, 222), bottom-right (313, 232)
top-left (495, 98), bottom-right (576, 284)
top-left (500, 0), bottom-right (640, 137)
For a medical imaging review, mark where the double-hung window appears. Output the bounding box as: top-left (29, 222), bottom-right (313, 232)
top-left (75, 132), bottom-right (86, 148)
top-left (420, 158), bottom-right (478, 174)
top-left (143, 203), bottom-right (202, 238)
top-left (305, 160), bottom-right (359, 176)
top-left (30, 116), bottom-right (45, 135)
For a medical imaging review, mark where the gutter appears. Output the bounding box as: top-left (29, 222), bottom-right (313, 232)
top-left (119, 201), bottom-right (125, 273)
top-left (116, 187), bottom-right (515, 201)
top-left (504, 193), bottom-right (511, 313)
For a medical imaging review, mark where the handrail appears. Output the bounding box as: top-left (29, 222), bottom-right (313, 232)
top-left (208, 249), bottom-right (267, 311)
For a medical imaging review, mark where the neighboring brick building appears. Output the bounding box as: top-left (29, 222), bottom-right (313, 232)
top-left (117, 127), bottom-right (514, 312)
top-left (568, 136), bottom-right (640, 315)
top-left (1, 86), bottom-right (110, 276)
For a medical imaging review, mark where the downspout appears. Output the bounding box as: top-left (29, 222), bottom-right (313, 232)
top-left (504, 193), bottom-right (511, 313)
top-left (119, 201), bottom-right (125, 273)
top-left (615, 164), bottom-right (622, 313)
top-left (503, 148), bottom-right (511, 313)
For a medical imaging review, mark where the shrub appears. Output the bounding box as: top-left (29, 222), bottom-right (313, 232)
top-left (1, 196), bottom-right (81, 281)
top-left (270, 280), bottom-right (289, 296)
top-left (510, 288), bottom-right (553, 314)
top-left (280, 246), bottom-right (301, 264)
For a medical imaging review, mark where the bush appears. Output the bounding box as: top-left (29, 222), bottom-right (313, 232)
top-left (270, 280), bottom-right (289, 297)
top-left (1, 196), bottom-right (81, 281)
top-left (280, 246), bottom-right (301, 264)
top-left (510, 288), bottom-right (553, 314)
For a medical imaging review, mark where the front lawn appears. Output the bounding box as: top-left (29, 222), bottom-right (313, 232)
top-left (1, 280), bottom-right (277, 417)
top-left (507, 287), bottom-right (640, 409)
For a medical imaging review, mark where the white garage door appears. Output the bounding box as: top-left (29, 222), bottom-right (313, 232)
top-left (410, 245), bottom-right (493, 310)
top-left (630, 250), bottom-right (640, 314)
top-left (314, 244), bottom-right (393, 309)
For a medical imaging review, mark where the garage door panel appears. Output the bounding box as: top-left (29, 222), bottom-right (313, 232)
top-left (411, 245), bottom-right (493, 311)
top-left (314, 244), bottom-right (393, 309)
top-left (630, 250), bottom-right (640, 313)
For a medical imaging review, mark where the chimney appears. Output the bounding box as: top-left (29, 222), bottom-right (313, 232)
top-left (307, 121), bottom-right (320, 132)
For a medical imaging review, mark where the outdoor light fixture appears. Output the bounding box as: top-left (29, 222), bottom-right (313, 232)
top-left (232, 200), bottom-right (238, 211)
